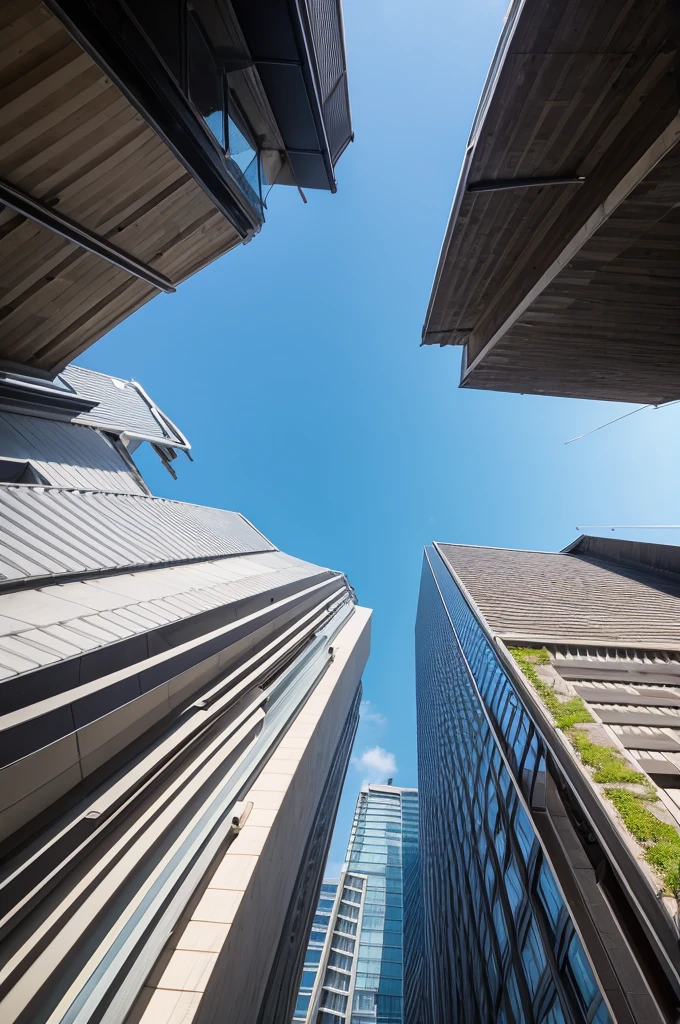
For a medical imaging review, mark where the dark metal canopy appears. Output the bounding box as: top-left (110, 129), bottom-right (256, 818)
top-left (230, 0), bottom-right (353, 191)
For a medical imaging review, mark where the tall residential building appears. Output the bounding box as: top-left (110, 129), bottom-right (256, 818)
top-left (416, 538), bottom-right (680, 1024)
top-left (293, 784), bottom-right (421, 1024)
top-left (1, 0), bottom-right (352, 375)
top-left (421, 0), bottom-right (680, 404)
top-left (0, 363), bottom-right (371, 1024)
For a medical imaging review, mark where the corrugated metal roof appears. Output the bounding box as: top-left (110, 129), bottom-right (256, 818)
top-left (0, 551), bottom-right (324, 681)
top-left (437, 542), bottom-right (680, 648)
top-left (0, 412), bottom-right (145, 494)
top-left (0, 485), bottom-right (274, 586)
top-left (60, 365), bottom-right (188, 448)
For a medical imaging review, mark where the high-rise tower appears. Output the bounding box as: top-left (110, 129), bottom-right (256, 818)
top-left (293, 783), bottom-right (421, 1024)
top-left (416, 538), bottom-right (680, 1024)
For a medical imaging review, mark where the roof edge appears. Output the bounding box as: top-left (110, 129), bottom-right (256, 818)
top-left (421, 0), bottom-right (527, 342)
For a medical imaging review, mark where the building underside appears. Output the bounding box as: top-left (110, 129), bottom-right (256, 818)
top-left (422, 0), bottom-right (680, 404)
top-left (0, 0), bottom-right (352, 375)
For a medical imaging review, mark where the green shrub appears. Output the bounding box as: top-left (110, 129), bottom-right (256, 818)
top-left (510, 648), bottom-right (680, 895)
top-left (509, 647), bottom-right (593, 729)
top-left (647, 841), bottom-right (680, 895)
top-left (605, 787), bottom-right (680, 895)
top-left (569, 730), bottom-right (647, 785)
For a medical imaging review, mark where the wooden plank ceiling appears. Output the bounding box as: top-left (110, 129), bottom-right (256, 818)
top-left (423, 0), bottom-right (680, 404)
top-left (0, 0), bottom-right (242, 374)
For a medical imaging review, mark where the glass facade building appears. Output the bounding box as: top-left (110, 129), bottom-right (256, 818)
top-left (416, 545), bottom-right (612, 1024)
top-left (293, 785), bottom-right (421, 1024)
top-left (294, 881), bottom-right (342, 1022)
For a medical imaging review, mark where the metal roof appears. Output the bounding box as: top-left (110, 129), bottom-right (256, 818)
top-left (437, 541), bottom-right (680, 649)
top-left (0, 485), bottom-right (274, 586)
top-left (0, 411), bottom-right (146, 495)
top-left (60, 365), bottom-right (189, 448)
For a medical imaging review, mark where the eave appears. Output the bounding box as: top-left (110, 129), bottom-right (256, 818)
top-left (422, 0), bottom-right (680, 404)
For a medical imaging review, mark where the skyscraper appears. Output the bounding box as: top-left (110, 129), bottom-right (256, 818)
top-left (0, 363), bottom-right (371, 1024)
top-left (293, 783), bottom-right (421, 1024)
top-left (416, 538), bottom-right (680, 1024)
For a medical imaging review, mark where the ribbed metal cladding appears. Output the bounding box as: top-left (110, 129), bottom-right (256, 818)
top-left (0, 485), bottom-right (274, 584)
top-left (0, 412), bottom-right (146, 494)
top-left (304, 0), bottom-right (352, 163)
top-left (0, 595), bottom-right (360, 1024)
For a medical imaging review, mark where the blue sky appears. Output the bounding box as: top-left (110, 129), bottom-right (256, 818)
top-left (80, 0), bottom-right (680, 873)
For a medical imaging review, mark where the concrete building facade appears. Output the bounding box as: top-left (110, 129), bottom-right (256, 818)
top-left (0, 366), bottom-right (370, 1024)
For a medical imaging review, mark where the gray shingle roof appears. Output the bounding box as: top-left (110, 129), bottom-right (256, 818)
top-left (60, 365), bottom-right (188, 448)
top-left (437, 542), bottom-right (680, 649)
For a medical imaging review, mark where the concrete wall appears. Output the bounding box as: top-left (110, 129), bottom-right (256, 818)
top-left (129, 606), bottom-right (371, 1024)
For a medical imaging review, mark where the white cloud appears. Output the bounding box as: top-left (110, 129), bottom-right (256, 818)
top-left (360, 700), bottom-right (387, 730)
top-left (351, 745), bottom-right (398, 782)
top-left (324, 860), bottom-right (344, 881)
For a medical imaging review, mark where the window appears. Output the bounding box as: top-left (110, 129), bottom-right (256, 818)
top-left (336, 918), bottom-right (357, 936)
top-left (324, 969), bottom-right (350, 992)
top-left (186, 12), bottom-right (225, 146)
top-left (294, 994), bottom-right (310, 1016)
top-left (331, 936), bottom-right (355, 953)
top-left (130, 0), bottom-right (263, 213)
top-left (328, 951), bottom-right (353, 972)
top-left (321, 990), bottom-right (347, 1012)
top-left (0, 459), bottom-right (48, 485)
top-left (353, 991), bottom-right (377, 1011)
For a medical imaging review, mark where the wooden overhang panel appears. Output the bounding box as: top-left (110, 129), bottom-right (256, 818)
top-left (423, 0), bottom-right (680, 400)
top-left (0, 0), bottom-right (241, 373)
top-left (463, 145), bottom-right (680, 403)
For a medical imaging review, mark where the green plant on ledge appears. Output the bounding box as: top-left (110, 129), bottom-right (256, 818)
top-left (509, 646), bottom-right (680, 896)
top-left (606, 788), bottom-right (680, 895)
top-left (509, 647), bottom-right (593, 729)
top-left (568, 729), bottom-right (648, 785)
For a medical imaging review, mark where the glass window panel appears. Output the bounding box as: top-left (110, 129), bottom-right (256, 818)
top-left (186, 15), bottom-right (224, 147)
top-left (328, 951), bottom-right (353, 972)
top-left (321, 989), bottom-right (348, 1012)
top-left (294, 994), bottom-right (310, 1015)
